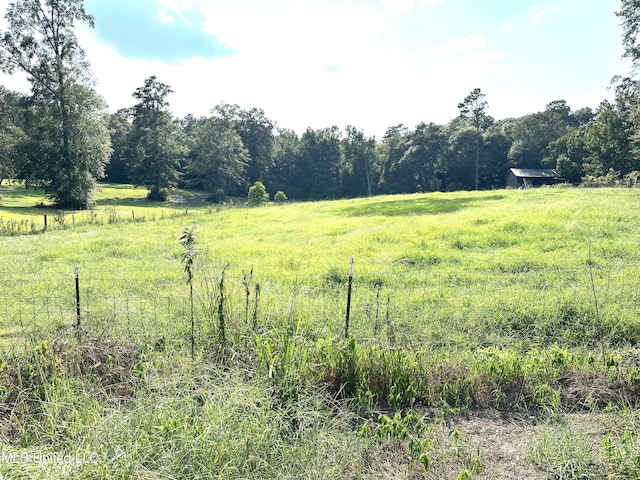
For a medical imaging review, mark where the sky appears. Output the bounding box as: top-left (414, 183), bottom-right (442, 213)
top-left (0, 0), bottom-right (632, 138)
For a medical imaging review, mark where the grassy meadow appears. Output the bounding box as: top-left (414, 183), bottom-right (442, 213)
top-left (1, 182), bottom-right (640, 478)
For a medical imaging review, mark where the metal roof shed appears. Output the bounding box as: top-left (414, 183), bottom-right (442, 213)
top-left (506, 168), bottom-right (564, 188)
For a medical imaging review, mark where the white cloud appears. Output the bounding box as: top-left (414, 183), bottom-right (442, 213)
top-left (0, 0), bottom-right (628, 137)
top-left (158, 9), bottom-right (176, 24)
top-left (380, 0), bottom-right (446, 13)
top-left (529, 4), bottom-right (566, 24)
top-left (429, 34), bottom-right (487, 57)
top-left (73, 1), bottom-right (515, 136)
top-left (75, 2), bottom-right (393, 127)
top-left (158, 0), bottom-right (201, 25)
top-left (199, 2), bottom-right (387, 64)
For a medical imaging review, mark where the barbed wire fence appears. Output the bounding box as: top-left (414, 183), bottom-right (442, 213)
top-left (0, 205), bottom-right (219, 237)
top-left (1, 260), bottom-right (640, 354)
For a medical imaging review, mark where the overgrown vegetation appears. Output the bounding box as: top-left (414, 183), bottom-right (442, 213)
top-left (1, 185), bottom-right (640, 477)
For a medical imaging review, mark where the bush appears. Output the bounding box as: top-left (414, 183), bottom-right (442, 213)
top-left (581, 168), bottom-right (620, 187)
top-left (147, 188), bottom-right (169, 201)
top-left (274, 190), bottom-right (288, 203)
top-left (622, 170), bottom-right (640, 187)
top-left (248, 181), bottom-right (269, 206)
top-left (206, 189), bottom-right (227, 203)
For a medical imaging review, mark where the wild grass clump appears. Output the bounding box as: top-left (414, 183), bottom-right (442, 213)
top-left (0, 349), bottom-right (421, 480)
top-left (0, 334), bottom-right (143, 450)
top-left (530, 420), bottom-right (599, 479)
top-left (601, 407), bottom-right (640, 478)
top-left (254, 323), bottom-right (309, 407)
top-left (309, 338), bottom-right (640, 414)
top-left (360, 411), bottom-right (483, 478)
top-left (0, 218), bottom-right (39, 236)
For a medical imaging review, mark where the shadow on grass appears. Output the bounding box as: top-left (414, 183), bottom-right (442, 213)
top-left (96, 183), bottom-right (209, 208)
top-left (0, 205), bottom-right (51, 217)
top-left (0, 186), bottom-right (48, 205)
top-left (97, 196), bottom-right (162, 208)
top-left (0, 186), bottom-right (157, 211)
top-left (339, 194), bottom-right (506, 217)
top-left (0, 183), bottom-right (210, 211)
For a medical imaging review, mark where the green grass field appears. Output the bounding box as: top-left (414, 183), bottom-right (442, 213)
top-left (1, 183), bottom-right (640, 478)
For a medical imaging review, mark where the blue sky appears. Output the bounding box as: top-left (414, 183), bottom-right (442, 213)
top-left (84, 0), bottom-right (235, 63)
top-left (0, 0), bottom-right (631, 137)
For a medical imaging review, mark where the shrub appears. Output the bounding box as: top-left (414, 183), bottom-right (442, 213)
top-left (581, 168), bottom-right (620, 187)
top-left (206, 189), bottom-right (227, 203)
top-left (147, 188), bottom-right (169, 201)
top-left (274, 190), bottom-right (288, 202)
top-left (248, 181), bottom-right (269, 206)
top-left (622, 170), bottom-right (640, 187)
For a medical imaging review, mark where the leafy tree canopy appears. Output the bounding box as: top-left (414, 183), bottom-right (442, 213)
top-left (0, 0), bottom-right (110, 208)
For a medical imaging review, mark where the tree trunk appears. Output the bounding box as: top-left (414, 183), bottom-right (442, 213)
top-left (475, 126), bottom-right (480, 190)
top-left (55, 19), bottom-right (73, 207)
top-left (364, 157), bottom-right (373, 197)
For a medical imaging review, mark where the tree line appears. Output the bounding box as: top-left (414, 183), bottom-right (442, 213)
top-left (1, 0), bottom-right (640, 209)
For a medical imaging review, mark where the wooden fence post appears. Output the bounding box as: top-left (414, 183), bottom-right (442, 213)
top-left (252, 283), bottom-right (261, 331)
top-left (218, 264), bottom-right (229, 348)
top-left (386, 293), bottom-right (395, 346)
top-left (243, 267), bottom-right (254, 324)
top-left (345, 256), bottom-right (354, 339)
top-left (374, 287), bottom-right (381, 336)
top-left (74, 265), bottom-right (81, 330)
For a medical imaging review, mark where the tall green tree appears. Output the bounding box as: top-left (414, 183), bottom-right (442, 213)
top-left (270, 128), bottom-right (299, 196)
top-left (504, 100), bottom-right (577, 169)
top-left (105, 109), bottom-right (133, 184)
top-left (403, 122), bottom-right (448, 192)
top-left (377, 125), bottom-right (409, 194)
top-left (213, 103), bottom-right (274, 185)
top-left (128, 76), bottom-right (183, 200)
top-left (458, 88), bottom-right (490, 190)
top-left (0, 86), bottom-right (25, 184)
top-left (544, 94), bottom-right (637, 183)
top-left (341, 126), bottom-right (377, 197)
top-left (445, 127), bottom-right (478, 190)
top-left (583, 100), bottom-right (636, 176)
top-left (186, 115), bottom-right (249, 201)
top-left (545, 128), bottom-right (588, 183)
top-left (480, 126), bottom-right (511, 187)
top-left (295, 127), bottom-right (341, 200)
top-left (0, 0), bottom-right (110, 208)
top-left (618, 0), bottom-right (640, 71)
top-left (378, 123), bottom-right (448, 193)
top-left (613, 4), bottom-right (640, 172)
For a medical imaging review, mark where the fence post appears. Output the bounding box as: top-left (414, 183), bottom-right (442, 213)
top-left (43, 215), bottom-right (47, 232)
top-left (386, 293), bottom-right (395, 346)
top-left (218, 264), bottom-right (229, 348)
top-left (74, 265), bottom-right (81, 330)
top-left (374, 287), bottom-right (381, 336)
top-left (252, 283), bottom-right (261, 331)
top-left (243, 267), bottom-right (254, 324)
top-left (344, 256), bottom-right (354, 339)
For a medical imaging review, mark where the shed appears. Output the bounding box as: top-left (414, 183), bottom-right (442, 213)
top-left (506, 168), bottom-right (564, 188)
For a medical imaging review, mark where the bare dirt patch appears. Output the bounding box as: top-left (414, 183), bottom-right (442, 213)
top-left (452, 410), bottom-right (613, 479)
top-left (454, 411), bottom-right (545, 479)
